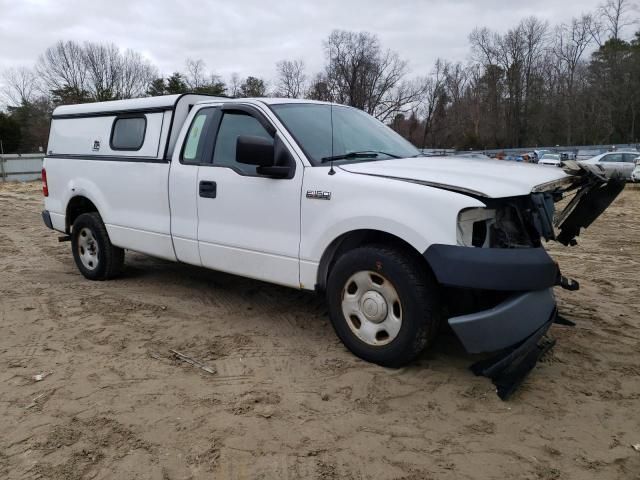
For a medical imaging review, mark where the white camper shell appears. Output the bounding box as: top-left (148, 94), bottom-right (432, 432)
top-left (45, 94), bottom-right (225, 260)
top-left (49, 94), bottom-right (223, 161)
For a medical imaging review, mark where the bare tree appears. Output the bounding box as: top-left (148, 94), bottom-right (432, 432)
top-left (36, 40), bottom-right (155, 103)
top-left (38, 41), bottom-right (88, 96)
top-left (275, 59), bottom-right (306, 98)
top-left (470, 18), bottom-right (549, 146)
top-left (185, 59), bottom-right (207, 90)
top-left (120, 50), bottom-right (156, 98)
top-left (1, 67), bottom-right (39, 106)
top-left (228, 73), bottom-right (241, 97)
top-left (323, 30), bottom-right (423, 121)
top-left (83, 42), bottom-right (122, 101)
top-left (306, 72), bottom-right (332, 101)
top-left (553, 15), bottom-right (594, 143)
top-left (520, 17), bottom-right (549, 141)
top-left (598, 0), bottom-right (637, 40)
top-left (418, 59), bottom-right (448, 148)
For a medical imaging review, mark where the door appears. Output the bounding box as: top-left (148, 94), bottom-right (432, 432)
top-left (598, 153), bottom-right (624, 177)
top-left (169, 106), bottom-right (220, 265)
top-left (196, 105), bottom-right (303, 287)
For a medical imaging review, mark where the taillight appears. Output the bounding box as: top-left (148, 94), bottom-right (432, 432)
top-left (42, 168), bottom-right (48, 197)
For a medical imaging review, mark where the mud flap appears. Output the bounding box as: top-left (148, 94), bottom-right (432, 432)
top-left (554, 162), bottom-right (626, 246)
top-left (470, 313), bottom-right (556, 400)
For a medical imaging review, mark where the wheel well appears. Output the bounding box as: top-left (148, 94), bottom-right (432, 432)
top-left (316, 229), bottom-right (431, 291)
top-left (66, 196), bottom-right (98, 233)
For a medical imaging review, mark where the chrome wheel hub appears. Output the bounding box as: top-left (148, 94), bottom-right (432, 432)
top-left (341, 270), bottom-right (402, 346)
top-left (78, 227), bottom-right (99, 271)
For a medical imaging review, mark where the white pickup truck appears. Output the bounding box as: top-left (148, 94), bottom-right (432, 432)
top-left (42, 94), bottom-right (623, 394)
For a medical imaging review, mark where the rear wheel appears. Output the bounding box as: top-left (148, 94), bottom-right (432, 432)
top-left (71, 212), bottom-right (124, 280)
top-left (326, 245), bottom-right (440, 368)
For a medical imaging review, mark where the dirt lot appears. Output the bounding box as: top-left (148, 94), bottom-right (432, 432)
top-left (0, 181), bottom-right (639, 480)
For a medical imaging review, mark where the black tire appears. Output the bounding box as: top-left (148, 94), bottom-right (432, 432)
top-left (326, 245), bottom-right (440, 368)
top-left (71, 212), bottom-right (124, 280)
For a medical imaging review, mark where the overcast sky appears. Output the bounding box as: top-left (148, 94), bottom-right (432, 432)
top-left (0, 0), bottom-right (615, 85)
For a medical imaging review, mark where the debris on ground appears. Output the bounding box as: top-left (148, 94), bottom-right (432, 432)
top-left (170, 349), bottom-right (217, 375)
top-left (32, 372), bottom-right (52, 382)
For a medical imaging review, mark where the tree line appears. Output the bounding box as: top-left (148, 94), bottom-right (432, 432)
top-left (1, 0), bottom-right (638, 153)
top-left (392, 0), bottom-right (640, 149)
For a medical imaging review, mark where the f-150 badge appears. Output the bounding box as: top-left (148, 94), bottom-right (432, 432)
top-left (306, 190), bottom-right (331, 200)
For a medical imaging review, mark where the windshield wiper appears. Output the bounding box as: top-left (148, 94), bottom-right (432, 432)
top-left (320, 150), bottom-right (401, 163)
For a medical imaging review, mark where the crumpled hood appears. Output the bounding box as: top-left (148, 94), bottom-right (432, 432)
top-left (339, 156), bottom-right (569, 198)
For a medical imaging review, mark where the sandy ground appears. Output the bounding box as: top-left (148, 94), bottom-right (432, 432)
top-left (0, 181), bottom-right (639, 480)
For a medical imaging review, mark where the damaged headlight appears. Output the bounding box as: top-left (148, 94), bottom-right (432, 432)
top-left (457, 208), bottom-right (495, 247)
top-left (458, 202), bottom-right (542, 248)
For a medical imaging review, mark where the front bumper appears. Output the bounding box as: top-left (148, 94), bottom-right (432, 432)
top-left (423, 244), bottom-right (559, 353)
top-left (448, 288), bottom-right (556, 353)
top-left (424, 244), bottom-right (558, 291)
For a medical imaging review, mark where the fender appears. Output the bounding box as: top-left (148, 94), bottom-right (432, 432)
top-left (64, 178), bottom-right (110, 227)
top-left (299, 167), bottom-right (485, 289)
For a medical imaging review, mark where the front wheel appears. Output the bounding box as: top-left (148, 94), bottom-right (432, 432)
top-left (71, 212), bottom-right (124, 280)
top-left (326, 245), bottom-right (440, 368)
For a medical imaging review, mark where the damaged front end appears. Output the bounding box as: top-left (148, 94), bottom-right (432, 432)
top-left (457, 161), bottom-right (626, 250)
top-left (426, 162), bottom-right (625, 399)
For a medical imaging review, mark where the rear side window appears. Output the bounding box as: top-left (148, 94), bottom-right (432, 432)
top-left (182, 108), bottom-right (218, 164)
top-left (110, 116), bottom-right (146, 150)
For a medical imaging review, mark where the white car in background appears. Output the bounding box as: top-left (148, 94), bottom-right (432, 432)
top-left (578, 151), bottom-right (639, 180)
top-left (576, 149), bottom-right (603, 161)
top-left (538, 153), bottom-right (562, 167)
top-left (631, 157), bottom-right (640, 182)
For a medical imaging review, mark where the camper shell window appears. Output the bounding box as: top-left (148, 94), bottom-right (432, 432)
top-left (110, 115), bottom-right (147, 151)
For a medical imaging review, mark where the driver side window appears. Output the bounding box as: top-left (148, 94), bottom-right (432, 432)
top-left (212, 112), bottom-right (272, 175)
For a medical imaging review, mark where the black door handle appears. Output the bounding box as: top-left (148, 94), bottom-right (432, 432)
top-left (199, 180), bottom-right (217, 198)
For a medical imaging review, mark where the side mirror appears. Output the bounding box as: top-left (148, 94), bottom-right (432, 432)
top-left (236, 134), bottom-right (294, 179)
top-left (236, 135), bottom-right (274, 167)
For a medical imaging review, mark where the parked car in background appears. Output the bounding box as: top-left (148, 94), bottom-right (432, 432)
top-left (631, 157), bottom-right (640, 182)
top-left (559, 151), bottom-right (576, 161)
top-left (576, 149), bottom-right (603, 161)
top-left (533, 149), bottom-right (551, 163)
top-left (538, 153), bottom-right (562, 167)
top-left (459, 153), bottom-right (492, 160)
top-left (578, 151), bottom-right (639, 180)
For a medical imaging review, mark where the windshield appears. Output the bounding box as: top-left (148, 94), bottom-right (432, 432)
top-left (270, 103), bottom-right (420, 165)
top-left (541, 154), bottom-right (560, 160)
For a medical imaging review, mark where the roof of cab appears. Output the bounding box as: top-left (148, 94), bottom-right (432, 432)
top-left (255, 98), bottom-right (332, 105)
top-left (194, 97), bottom-right (335, 107)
